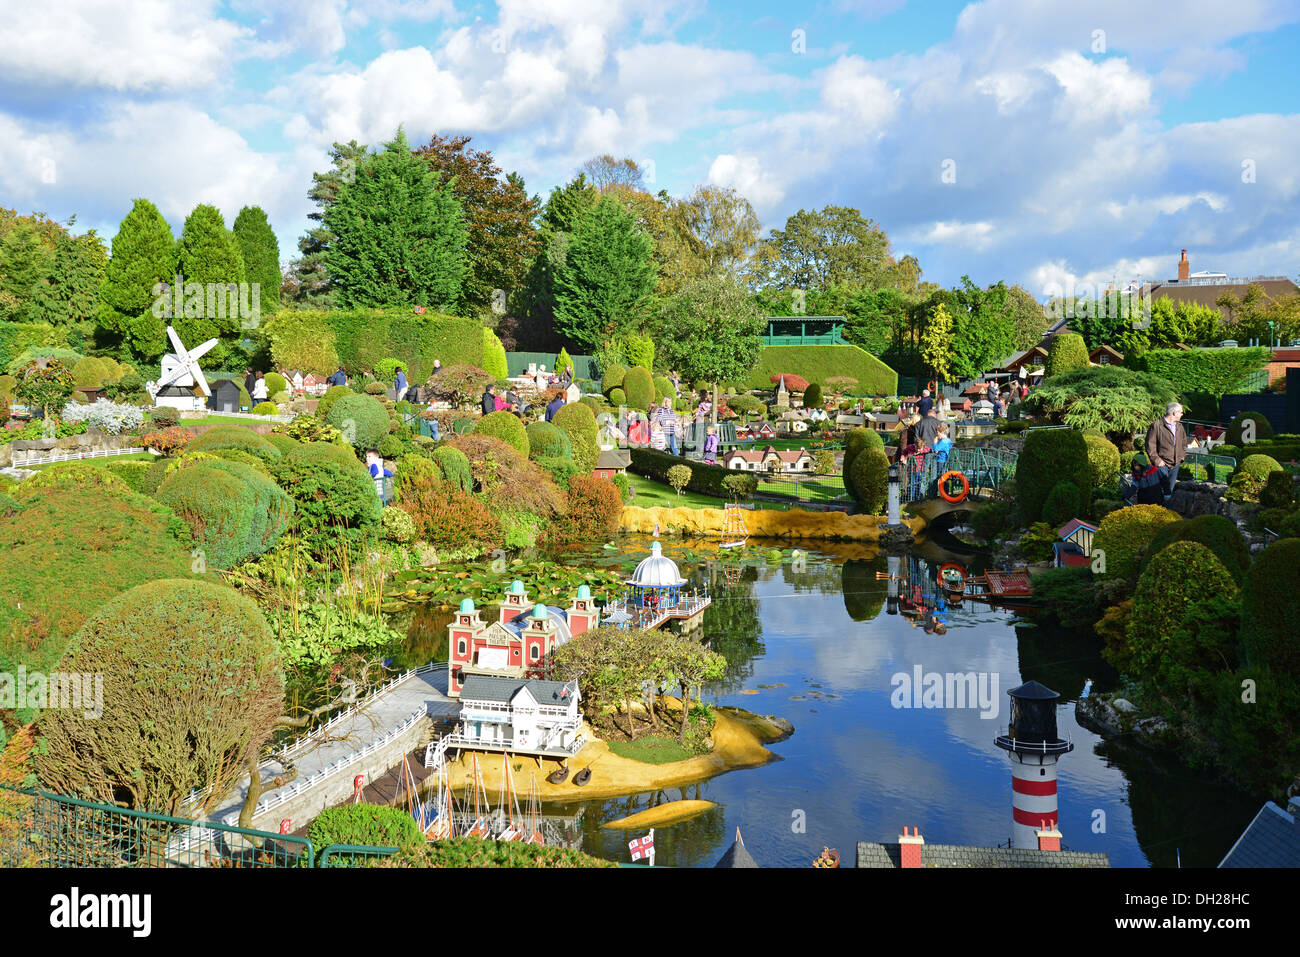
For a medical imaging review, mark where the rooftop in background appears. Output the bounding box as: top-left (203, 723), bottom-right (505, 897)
top-left (857, 842), bottom-right (1110, 868)
top-left (1219, 799), bottom-right (1300, 868)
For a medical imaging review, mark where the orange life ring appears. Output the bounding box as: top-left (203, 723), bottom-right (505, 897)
top-left (926, 380), bottom-right (938, 394)
top-left (939, 562), bottom-right (967, 586)
top-left (938, 471), bottom-right (970, 503)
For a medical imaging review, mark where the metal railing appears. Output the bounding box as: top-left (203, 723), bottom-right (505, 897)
top-left (439, 731), bottom-right (586, 756)
top-left (318, 843), bottom-right (400, 867)
top-left (899, 446), bottom-right (1018, 503)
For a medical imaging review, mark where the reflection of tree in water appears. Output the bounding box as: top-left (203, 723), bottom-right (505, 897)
top-left (1014, 621), bottom-right (1116, 699)
top-left (1093, 738), bottom-right (1259, 868)
top-left (842, 558), bottom-right (888, 622)
top-left (570, 782), bottom-right (729, 867)
top-left (781, 558), bottom-right (842, 595)
top-left (698, 565), bottom-right (764, 695)
top-left (386, 604), bottom-right (451, 671)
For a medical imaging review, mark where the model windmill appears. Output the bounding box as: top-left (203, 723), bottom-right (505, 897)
top-left (148, 326), bottom-right (218, 411)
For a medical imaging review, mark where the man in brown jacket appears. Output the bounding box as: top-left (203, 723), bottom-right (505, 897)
top-left (1144, 401), bottom-right (1187, 502)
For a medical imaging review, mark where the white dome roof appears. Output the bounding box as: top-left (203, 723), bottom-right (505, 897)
top-left (628, 542), bottom-right (686, 588)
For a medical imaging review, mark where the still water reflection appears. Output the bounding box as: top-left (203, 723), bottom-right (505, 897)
top-left (396, 536), bottom-right (1259, 868)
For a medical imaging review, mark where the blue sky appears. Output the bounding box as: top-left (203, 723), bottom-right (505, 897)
top-left (1, 0), bottom-right (1297, 301)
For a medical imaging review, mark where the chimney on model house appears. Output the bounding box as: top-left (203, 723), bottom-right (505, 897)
top-left (1036, 823), bottom-right (1062, 852)
top-left (1178, 249), bottom-right (1190, 282)
top-left (899, 826), bottom-right (924, 868)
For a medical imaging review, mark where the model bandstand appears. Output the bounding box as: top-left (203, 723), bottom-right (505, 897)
top-left (601, 541), bottom-right (711, 633)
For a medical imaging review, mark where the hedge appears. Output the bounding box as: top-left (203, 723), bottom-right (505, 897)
top-left (1092, 503), bottom-right (1180, 582)
top-left (308, 804), bottom-right (423, 863)
top-left (188, 425), bottom-right (281, 463)
top-left (1227, 410), bottom-right (1274, 446)
top-left (323, 308), bottom-right (485, 383)
top-left (552, 402), bottom-right (599, 475)
top-left (473, 410), bottom-right (529, 456)
top-left (325, 393), bottom-right (391, 450)
top-left (1017, 428), bottom-right (1094, 522)
top-left (263, 310), bottom-right (340, 376)
top-left (0, 320), bottom-right (66, 371)
top-left (631, 447), bottom-right (735, 497)
top-left (744, 344), bottom-right (897, 396)
top-left (622, 366), bottom-right (654, 411)
top-left (1133, 347), bottom-right (1270, 398)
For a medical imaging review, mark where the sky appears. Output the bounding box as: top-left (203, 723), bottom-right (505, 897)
top-left (1, 0), bottom-right (1298, 301)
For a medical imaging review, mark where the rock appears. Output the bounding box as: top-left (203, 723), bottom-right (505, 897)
top-left (1113, 698), bottom-right (1136, 713)
top-left (1167, 480), bottom-right (1229, 518)
top-left (1133, 716), bottom-right (1172, 743)
top-left (0, 444), bottom-right (10, 469)
top-left (767, 716), bottom-right (795, 738)
top-left (1075, 695), bottom-right (1124, 736)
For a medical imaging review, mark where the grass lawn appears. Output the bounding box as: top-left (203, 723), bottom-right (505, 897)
top-left (26, 451), bottom-right (157, 470)
top-left (624, 473), bottom-right (789, 511)
top-left (164, 415), bottom-right (268, 429)
top-left (756, 474), bottom-right (848, 503)
top-left (606, 734), bottom-right (694, 765)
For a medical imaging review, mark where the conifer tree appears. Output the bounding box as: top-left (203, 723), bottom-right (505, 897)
top-left (172, 204), bottom-right (247, 361)
top-left (323, 128), bottom-right (468, 310)
top-left (38, 230), bottom-right (107, 326)
top-left (232, 206), bottom-right (281, 318)
top-left (0, 221), bottom-right (53, 322)
top-left (98, 199), bottom-right (176, 359)
top-left (286, 140), bottom-right (368, 308)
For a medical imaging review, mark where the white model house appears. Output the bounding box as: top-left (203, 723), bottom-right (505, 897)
top-left (452, 675), bottom-right (584, 757)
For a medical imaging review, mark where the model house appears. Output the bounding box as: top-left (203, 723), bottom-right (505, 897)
top-left (721, 445), bottom-right (814, 472)
top-left (452, 674), bottom-right (584, 757)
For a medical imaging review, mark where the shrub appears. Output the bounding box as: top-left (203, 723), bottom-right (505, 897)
top-left (426, 363), bottom-right (495, 408)
top-left (138, 426), bottom-right (195, 455)
top-left (363, 381), bottom-right (387, 395)
top-left (535, 454), bottom-right (580, 490)
top-left (1046, 332), bottom-right (1089, 376)
top-left (315, 384), bottom-right (352, 420)
top-left (842, 427), bottom-right (884, 479)
top-left (205, 458), bottom-right (293, 559)
top-left (1226, 453), bottom-right (1283, 503)
top-left (1240, 538), bottom-right (1300, 677)
top-left (252, 401), bottom-right (279, 415)
top-left (846, 448), bottom-right (889, 514)
top-left (1128, 541), bottom-right (1239, 681)
top-left (326, 393), bottom-right (390, 450)
top-left (555, 348), bottom-right (573, 376)
top-left (273, 442), bottom-right (383, 555)
top-left (407, 486), bottom-right (501, 551)
top-left (1017, 428), bottom-right (1093, 522)
top-left (526, 421), bottom-right (571, 461)
top-left (608, 387), bottom-right (626, 407)
top-left (188, 425), bottom-right (281, 464)
top-left (970, 500), bottom-right (1013, 541)
top-left (653, 376), bottom-right (674, 404)
top-left (35, 579), bottom-right (283, 816)
top-left (71, 356), bottom-right (110, 389)
top-left (1088, 498), bottom-right (1122, 524)
top-left (482, 328), bottom-right (509, 380)
top-left (380, 837), bottom-right (615, 868)
top-left (474, 410), bottom-right (529, 456)
top-left (721, 473), bottom-right (758, 501)
top-left (666, 464), bottom-right (692, 496)
top-left (552, 402), bottom-right (599, 474)
top-left (308, 804), bottom-right (423, 863)
top-left (1226, 410), bottom-right (1274, 446)
top-left (803, 382), bottom-right (823, 408)
top-left (1142, 514), bottom-right (1250, 585)
top-left (262, 432), bottom-right (301, 456)
top-left (149, 406), bottom-right (181, 429)
top-left (1092, 503), bottom-right (1180, 583)
top-left (551, 475), bottom-right (623, 543)
top-left (1042, 481), bottom-right (1083, 527)
top-left (1082, 433), bottom-right (1121, 493)
top-left (0, 484), bottom-right (198, 715)
top-left (622, 366), bottom-right (654, 411)
top-left (99, 460), bottom-right (157, 495)
top-left (382, 505), bottom-right (416, 543)
top-left (611, 472), bottom-right (630, 502)
top-left (157, 465), bottom-right (255, 570)
top-left (431, 445), bottom-right (473, 493)
top-left (12, 460), bottom-right (130, 499)
top-left (265, 372), bottom-right (287, 396)
top-left (1260, 470), bottom-right (1295, 510)
top-left (59, 398), bottom-right (146, 435)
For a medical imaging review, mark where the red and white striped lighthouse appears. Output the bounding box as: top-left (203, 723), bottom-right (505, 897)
top-left (994, 680), bottom-right (1073, 850)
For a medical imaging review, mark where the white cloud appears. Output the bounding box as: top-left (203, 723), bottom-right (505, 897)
top-left (707, 154), bottom-right (785, 207)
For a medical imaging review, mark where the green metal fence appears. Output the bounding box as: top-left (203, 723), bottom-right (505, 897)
top-left (318, 843), bottom-right (399, 867)
top-left (1, 784), bottom-right (313, 868)
top-left (899, 446), bottom-right (1018, 503)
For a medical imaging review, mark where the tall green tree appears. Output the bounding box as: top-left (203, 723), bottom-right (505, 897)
top-left (232, 205), bottom-right (281, 318)
top-left (551, 195), bottom-right (656, 350)
top-left (748, 205), bottom-right (901, 292)
top-left (322, 128), bottom-right (468, 311)
top-left (285, 140), bottom-right (368, 309)
top-left (669, 184), bottom-right (761, 284)
top-left (172, 204), bottom-right (246, 360)
top-left (38, 230), bottom-right (107, 326)
top-left (920, 301), bottom-right (954, 381)
top-left (655, 274), bottom-right (763, 419)
top-left (413, 134), bottom-right (540, 314)
top-left (97, 198), bottom-right (176, 359)
top-left (949, 277), bottom-right (1017, 380)
top-left (1006, 284), bottom-right (1049, 351)
top-left (0, 221), bottom-right (54, 322)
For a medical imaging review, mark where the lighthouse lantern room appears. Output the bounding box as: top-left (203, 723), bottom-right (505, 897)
top-left (994, 679), bottom-right (1074, 850)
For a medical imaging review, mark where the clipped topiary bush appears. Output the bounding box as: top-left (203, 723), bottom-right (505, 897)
top-left (553, 401), bottom-right (599, 475)
top-left (326, 393), bottom-right (391, 450)
top-left (315, 384), bottom-right (352, 420)
top-left (550, 475), bottom-right (623, 543)
top-left (842, 427), bottom-right (884, 480)
top-left (803, 382), bottom-right (823, 408)
top-left (34, 578), bottom-right (284, 816)
top-left (1259, 470), bottom-right (1295, 510)
top-left (473, 410), bottom-right (529, 456)
top-left (1141, 514), bottom-right (1250, 585)
top-left (653, 375), bottom-right (674, 404)
top-left (252, 401), bottom-right (279, 415)
top-left (526, 421), bottom-right (571, 461)
top-left (1227, 453), bottom-right (1283, 503)
top-left (157, 465), bottom-right (257, 570)
top-left (308, 804), bottom-right (423, 863)
top-left (622, 366), bottom-right (654, 411)
top-left (1082, 433), bottom-right (1121, 494)
top-left (265, 372), bottom-right (287, 396)
top-left (608, 387), bottom-right (626, 407)
top-left (482, 328), bottom-right (508, 381)
top-left (1127, 541), bottom-right (1239, 681)
top-left (1092, 503), bottom-right (1180, 583)
top-left (273, 441), bottom-right (383, 555)
top-left (188, 425), bottom-right (281, 463)
top-left (1017, 428), bottom-right (1093, 522)
top-left (1240, 538), bottom-right (1300, 677)
top-left (203, 458), bottom-right (294, 560)
top-left (263, 432), bottom-right (302, 456)
top-left (1046, 332), bottom-right (1089, 376)
top-left (431, 445), bottom-right (473, 493)
top-left (1226, 410), bottom-right (1274, 446)
top-left (846, 447), bottom-right (890, 514)
top-left (1042, 480), bottom-right (1084, 527)
top-left (600, 361), bottom-right (627, 395)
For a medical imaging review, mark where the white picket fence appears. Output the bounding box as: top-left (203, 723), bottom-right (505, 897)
top-left (181, 410), bottom-right (295, 424)
top-left (9, 445), bottom-right (146, 468)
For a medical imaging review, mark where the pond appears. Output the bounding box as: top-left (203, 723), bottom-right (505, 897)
top-left (395, 534), bottom-right (1260, 868)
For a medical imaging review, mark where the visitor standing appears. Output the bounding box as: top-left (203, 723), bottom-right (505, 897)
top-left (932, 423), bottom-right (953, 465)
top-left (916, 407), bottom-right (941, 447)
top-left (670, 370), bottom-right (681, 395)
top-left (423, 400), bottom-right (442, 441)
top-left (650, 420), bottom-right (666, 451)
top-left (1144, 401), bottom-right (1187, 502)
top-left (545, 391), bottom-right (565, 422)
top-left (916, 389), bottom-right (934, 417)
top-left (394, 365), bottom-right (407, 399)
top-left (252, 372), bottom-right (268, 402)
top-left (481, 386), bottom-right (496, 417)
top-left (654, 397), bottom-right (680, 456)
top-left (365, 449), bottom-right (393, 479)
top-left (327, 366), bottom-right (347, 387)
top-left (243, 368), bottom-right (256, 396)
top-left (703, 425), bottom-right (720, 465)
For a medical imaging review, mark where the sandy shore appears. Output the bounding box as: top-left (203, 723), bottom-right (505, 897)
top-left (440, 703), bottom-right (791, 804)
top-left (620, 504), bottom-right (924, 541)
